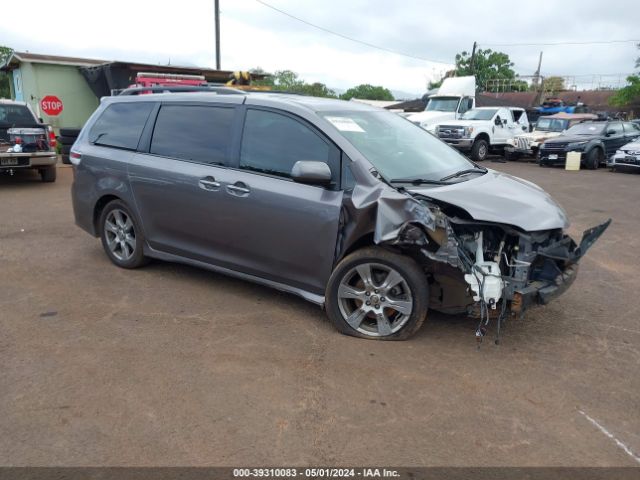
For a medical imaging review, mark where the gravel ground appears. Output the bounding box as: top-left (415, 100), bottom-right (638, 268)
top-left (0, 162), bottom-right (638, 467)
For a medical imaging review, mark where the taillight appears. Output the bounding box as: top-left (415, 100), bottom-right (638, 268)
top-left (15, 136), bottom-right (22, 144)
top-left (48, 126), bottom-right (57, 148)
top-left (70, 151), bottom-right (82, 166)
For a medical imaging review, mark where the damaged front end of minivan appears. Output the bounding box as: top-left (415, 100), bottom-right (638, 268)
top-left (338, 178), bottom-right (611, 343)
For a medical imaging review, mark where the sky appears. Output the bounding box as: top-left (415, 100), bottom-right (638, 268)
top-left (1, 0), bottom-right (639, 97)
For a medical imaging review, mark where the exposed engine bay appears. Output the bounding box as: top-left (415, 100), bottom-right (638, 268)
top-left (392, 198), bottom-right (610, 343)
top-left (340, 172), bottom-right (610, 343)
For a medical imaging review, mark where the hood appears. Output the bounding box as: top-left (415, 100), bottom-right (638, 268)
top-left (544, 134), bottom-right (600, 144)
top-left (621, 141), bottom-right (640, 151)
top-left (407, 110), bottom-right (456, 125)
top-left (515, 130), bottom-right (562, 142)
top-left (437, 119), bottom-right (488, 128)
top-left (408, 169), bottom-right (569, 231)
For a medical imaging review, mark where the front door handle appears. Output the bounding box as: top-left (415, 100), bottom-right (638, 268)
top-left (226, 183), bottom-right (250, 197)
top-left (199, 176), bottom-right (221, 191)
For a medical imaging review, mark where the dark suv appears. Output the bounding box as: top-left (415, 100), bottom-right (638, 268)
top-left (539, 120), bottom-right (640, 169)
top-left (70, 88), bottom-right (609, 340)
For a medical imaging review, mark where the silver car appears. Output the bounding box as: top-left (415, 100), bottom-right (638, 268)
top-left (70, 89), bottom-right (609, 341)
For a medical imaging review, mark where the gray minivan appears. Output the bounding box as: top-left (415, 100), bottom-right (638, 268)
top-left (71, 88), bottom-right (609, 341)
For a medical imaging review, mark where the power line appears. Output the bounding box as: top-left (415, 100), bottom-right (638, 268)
top-left (480, 39), bottom-right (640, 47)
top-left (254, 0), bottom-right (452, 65)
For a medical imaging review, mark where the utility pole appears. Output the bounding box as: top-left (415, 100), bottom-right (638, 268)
top-left (214, 0), bottom-right (221, 70)
top-left (533, 51), bottom-right (544, 105)
top-left (469, 41), bottom-right (477, 75)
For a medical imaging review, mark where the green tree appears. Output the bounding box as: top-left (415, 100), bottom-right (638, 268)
top-left (454, 48), bottom-right (517, 92)
top-left (340, 84), bottom-right (394, 101)
top-left (542, 76), bottom-right (566, 94)
top-left (250, 69), bottom-right (336, 98)
top-left (0, 45), bottom-right (13, 99)
top-left (610, 44), bottom-right (640, 107)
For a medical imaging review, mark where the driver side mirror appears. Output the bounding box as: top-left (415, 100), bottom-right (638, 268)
top-left (606, 129), bottom-right (616, 136)
top-left (291, 161), bottom-right (332, 186)
top-left (494, 118), bottom-right (502, 126)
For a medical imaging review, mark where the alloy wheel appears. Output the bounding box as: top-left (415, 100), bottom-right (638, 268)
top-left (104, 209), bottom-right (136, 262)
top-left (337, 262), bottom-right (413, 337)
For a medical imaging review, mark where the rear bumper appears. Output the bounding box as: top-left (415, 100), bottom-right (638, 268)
top-left (0, 152), bottom-right (57, 169)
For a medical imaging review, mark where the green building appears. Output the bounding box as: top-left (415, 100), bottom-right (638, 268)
top-left (1, 52), bottom-right (104, 131)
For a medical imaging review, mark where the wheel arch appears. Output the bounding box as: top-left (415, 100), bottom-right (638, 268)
top-left (93, 194), bottom-right (123, 235)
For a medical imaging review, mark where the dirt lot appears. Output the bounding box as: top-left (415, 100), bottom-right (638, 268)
top-left (0, 162), bottom-right (638, 467)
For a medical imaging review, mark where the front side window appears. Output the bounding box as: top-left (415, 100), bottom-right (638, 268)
top-left (89, 102), bottom-right (154, 150)
top-left (607, 122), bottom-right (624, 135)
top-left (320, 110), bottom-right (474, 182)
top-left (240, 109), bottom-right (330, 178)
top-left (150, 105), bottom-right (235, 165)
top-left (623, 122), bottom-right (639, 133)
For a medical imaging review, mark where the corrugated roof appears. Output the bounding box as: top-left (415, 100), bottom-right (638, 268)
top-left (6, 51), bottom-right (107, 68)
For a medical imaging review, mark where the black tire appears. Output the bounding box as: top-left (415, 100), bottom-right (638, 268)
top-left (58, 135), bottom-right (78, 145)
top-left (61, 154), bottom-right (71, 165)
top-left (585, 148), bottom-right (603, 170)
top-left (325, 247), bottom-right (429, 340)
top-left (470, 138), bottom-right (489, 161)
top-left (59, 128), bottom-right (81, 137)
top-left (61, 144), bottom-right (72, 155)
top-left (39, 166), bottom-right (57, 183)
top-left (504, 150), bottom-right (521, 161)
top-left (99, 200), bottom-right (148, 269)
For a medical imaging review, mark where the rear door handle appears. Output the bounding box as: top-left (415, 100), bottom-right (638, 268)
top-left (198, 176), bottom-right (221, 191)
top-left (226, 183), bottom-right (250, 196)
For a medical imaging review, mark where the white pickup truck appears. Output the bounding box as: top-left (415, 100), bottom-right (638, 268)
top-left (435, 107), bottom-right (529, 161)
top-left (0, 99), bottom-right (58, 182)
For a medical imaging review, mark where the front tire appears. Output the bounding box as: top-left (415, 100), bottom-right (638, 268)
top-left (585, 148), bottom-right (603, 170)
top-left (326, 247), bottom-right (429, 340)
top-left (471, 138), bottom-right (489, 161)
top-left (99, 200), bottom-right (148, 269)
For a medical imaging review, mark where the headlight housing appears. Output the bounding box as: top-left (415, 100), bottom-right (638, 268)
top-left (567, 141), bottom-right (589, 151)
top-left (463, 126), bottom-right (474, 137)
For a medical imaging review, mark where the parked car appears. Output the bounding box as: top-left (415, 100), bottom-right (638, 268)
top-left (0, 99), bottom-right (58, 182)
top-left (504, 112), bottom-right (598, 160)
top-left (539, 120), bottom-right (640, 169)
top-left (435, 107), bottom-right (529, 161)
top-left (607, 139), bottom-right (640, 172)
top-left (70, 88), bottom-right (609, 340)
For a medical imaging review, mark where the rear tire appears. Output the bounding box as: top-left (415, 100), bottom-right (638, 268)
top-left (99, 200), bottom-right (148, 269)
top-left (325, 247), bottom-right (429, 340)
top-left (471, 138), bottom-right (489, 161)
top-left (40, 166), bottom-right (57, 183)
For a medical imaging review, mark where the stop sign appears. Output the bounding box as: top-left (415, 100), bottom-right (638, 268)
top-left (40, 95), bottom-right (64, 116)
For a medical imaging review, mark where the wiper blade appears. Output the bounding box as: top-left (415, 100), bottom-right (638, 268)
top-left (389, 177), bottom-right (449, 185)
top-left (439, 167), bottom-right (487, 182)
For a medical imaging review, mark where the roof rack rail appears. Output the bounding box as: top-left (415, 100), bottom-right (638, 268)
top-left (118, 85), bottom-right (245, 96)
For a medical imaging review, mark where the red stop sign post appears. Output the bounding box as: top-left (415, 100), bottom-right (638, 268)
top-left (40, 95), bottom-right (64, 116)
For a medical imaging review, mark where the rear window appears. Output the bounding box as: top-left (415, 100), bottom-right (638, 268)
top-left (89, 102), bottom-right (154, 150)
top-left (0, 104), bottom-right (37, 126)
top-left (150, 105), bottom-right (235, 165)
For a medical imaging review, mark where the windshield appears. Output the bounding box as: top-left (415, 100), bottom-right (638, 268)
top-left (0, 104), bottom-right (37, 126)
top-left (321, 110), bottom-right (474, 182)
top-left (564, 123), bottom-right (604, 136)
top-left (461, 109), bottom-right (497, 121)
top-left (425, 97), bottom-right (459, 112)
top-left (536, 118), bottom-right (568, 132)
